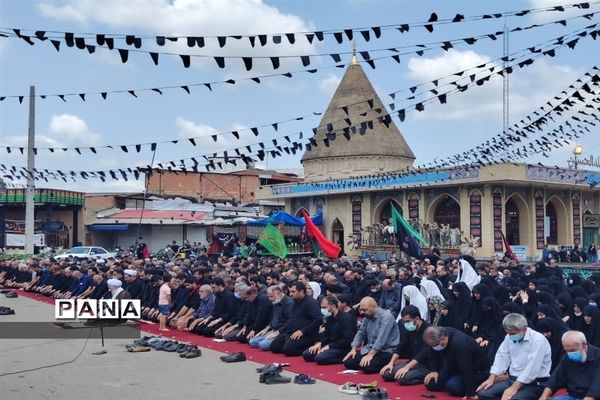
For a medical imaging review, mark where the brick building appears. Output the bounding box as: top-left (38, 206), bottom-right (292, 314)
top-left (146, 168), bottom-right (302, 204)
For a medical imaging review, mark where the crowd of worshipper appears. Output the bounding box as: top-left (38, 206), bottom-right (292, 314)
top-left (1, 251), bottom-right (600, 400)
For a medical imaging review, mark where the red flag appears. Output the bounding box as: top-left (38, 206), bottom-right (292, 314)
top-left (500, 232), bottom-right (519, 263)
top-left (301, 210), bottom-right (341, 259)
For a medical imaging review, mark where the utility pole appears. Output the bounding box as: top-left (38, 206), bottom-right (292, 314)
top-left (25, 86), bottom-right (36, 254)
top-left (503, 23), bottom-right (510, 134)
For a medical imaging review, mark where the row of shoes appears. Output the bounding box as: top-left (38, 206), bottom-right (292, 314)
top-left (255, 363), bottom-right (316, 385)
top-left (0, 306), bottom-right (15, 315)
top-left (125, 336), bottom-right (201, 358)
top-left (1, 289), bottom-right (18, 298)
top-left (338, 381), bottom-right (389, 399)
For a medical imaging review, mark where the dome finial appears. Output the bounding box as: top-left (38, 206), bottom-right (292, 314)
top-left (351, 40), bottom-right (358, 65)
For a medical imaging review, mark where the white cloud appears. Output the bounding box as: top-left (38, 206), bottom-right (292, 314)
top-left (48, 114), bottom-right (102, 146)
top-left (318, 73), bottom-right (342, 96)
top-left (405, 49), bottom-right (582, 122)
top-left (1, 114), bottom-right (101, 148)
top-left (174, 116), bottom-right (258, 154)
top-left (37, 0), bottom-right (317, 74)
top-left (527, 0), bottom-right (585, 23)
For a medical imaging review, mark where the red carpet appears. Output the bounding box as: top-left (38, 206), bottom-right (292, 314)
top-left (18, 290), bottom-right (457, 400)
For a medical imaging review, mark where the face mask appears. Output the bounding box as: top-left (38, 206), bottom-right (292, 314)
top-left (432, 344), bottom-right (446, 351)
top-left (404, 321), bottom-right (416, 332)
top-left (272, 297), bottom-right (282, 304)
top-left (321, 308), bottom-right (332, 318)
top-left (568, 279), bottom-right (573, 285)
top-left (567, 351), bottom-right (585, 363)
top-left (234, 292), bottom-right (241, 299)
top-left (509, 333), bottom-right (524, 343)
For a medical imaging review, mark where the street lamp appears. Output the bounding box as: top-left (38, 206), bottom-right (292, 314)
top-left (573, 145), bottom-right (583, 169)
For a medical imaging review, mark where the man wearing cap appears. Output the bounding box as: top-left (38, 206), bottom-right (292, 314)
top-left (122, 269), bottom-right (142, 299)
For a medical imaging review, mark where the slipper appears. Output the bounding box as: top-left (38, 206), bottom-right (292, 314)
top-left (338, 382), bottom-right (359, 395)
top-left (294, 374), bottom-right (316, 384)
top-left (357, 381), bottom-right (378, 395)
top-left (264, 373), bottom-right (291, 385)
top-left (361, 388), bottom-right (389, 400)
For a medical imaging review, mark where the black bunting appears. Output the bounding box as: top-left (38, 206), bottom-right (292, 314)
top-left (180, 55), bottom-right (191, 68)
top-left (118, 48), bottom-right (129, 63)
top-left (214, 57), bottom-right (225, 68)
top-left (243, 57), bottom-right (252, 71)
top-left (270, 57), bottom-right (280, 69)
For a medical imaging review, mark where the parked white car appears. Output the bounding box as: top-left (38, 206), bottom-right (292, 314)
top-left (54, 246), bottom-right (116, 260)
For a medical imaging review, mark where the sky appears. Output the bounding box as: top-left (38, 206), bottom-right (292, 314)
top-left (1, 0), bottom-right (599, 193)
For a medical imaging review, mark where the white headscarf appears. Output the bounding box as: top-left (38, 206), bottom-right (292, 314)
top-left (397, 285), bottom-right (428, 322)
top-left (420, 278), bottom-right (443, 299)
top-left (308, 281), bottom-right (321, 300)
top-left (457, 259), bottom-right (480, 291)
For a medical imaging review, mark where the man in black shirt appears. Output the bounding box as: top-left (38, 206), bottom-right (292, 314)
top-left (270, 281), bottom-right (322, 356)
top-left (223, 287), bottom-right (272, 343)
top-left (195, 279), bottom-right (239, 337)
top-left (540, 330), bottom-right (600, 400)
top-left (122, 269), bottom-right (142, 299)
top-left (397, 326), bottom-right (489, 398)
top-left (303, 295), bottom-right (356, 365)
top-left (380, 305), bottom-right (431, 385)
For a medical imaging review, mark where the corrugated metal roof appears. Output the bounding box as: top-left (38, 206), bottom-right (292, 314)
top-left (110, 210), bottom-right (208, 221)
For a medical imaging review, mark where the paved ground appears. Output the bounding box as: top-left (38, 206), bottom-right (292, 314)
top-left (0, 295), bottom-right (352, 400)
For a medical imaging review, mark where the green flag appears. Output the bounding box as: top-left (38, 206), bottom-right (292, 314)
top-left (258, 224), bottom-right (288, 259)
top-left (391, 204), bottom-right (429, 247)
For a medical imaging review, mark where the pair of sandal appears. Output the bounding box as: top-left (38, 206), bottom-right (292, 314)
top-left (338, 380), bottom-right (378, 395)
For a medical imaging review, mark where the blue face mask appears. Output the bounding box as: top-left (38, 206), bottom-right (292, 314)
top-left (234, 292), bottom-right (241, 299)
top-left (432, 344), bottom-right (446, 351)
top-left (509, 333), bottom-right (524, 343)
top-left (321, 308), bottom-right (332, 318)
top-left (404, 321), bottom-right (417, 332)
top-left (567, 351), bottom-right (585, 363)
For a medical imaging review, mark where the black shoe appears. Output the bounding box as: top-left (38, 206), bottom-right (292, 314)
top-left (257, 363), bottom-right (283, 374)
top-left (184, 347), bottom-right (202, 358)
top-left (220, 352), bottom-right (246, 363)
top-left (179, 345), bottom-right (198, 357)
top-left (5, 291), bottom-right (18, 298)
top-left (176, 343), bottom-right (190, 353)
top-left (259, 372), bottom-right (280, 383)
top-left (0, 308), bottom-right (15, 315)
top-left (361, 388), bottom-right (389, 400)
top-left (264, 373), bottom-right (291, 385)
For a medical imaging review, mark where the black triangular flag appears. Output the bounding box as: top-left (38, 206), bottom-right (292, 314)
top-left (270, 57), bottom-right (280, 69)
top-left (150, 52), bottom-right (159, 65)
top-left (217, 36), bottom-right (226, 47)
top-left (214, 57), bottom-right (225, 68)
top-left (243, 57), bottom-right (252, 71)
top-left (118, 48), bottom-right (129, 63)
top-left (180, 55), bottom-right (191, 68)
top-left (120, 146), bottom-right (128, 153)
top-left (286, 33), bottom-right (295, 44)
top-left (50, 40), bottom-right (60, 51)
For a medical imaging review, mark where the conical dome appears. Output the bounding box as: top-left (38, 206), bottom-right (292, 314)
top-left (302, 62), bottom-right (415, 181)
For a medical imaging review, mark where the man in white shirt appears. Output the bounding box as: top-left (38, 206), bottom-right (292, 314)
top-left (476, 313), bottom-right (551, 400)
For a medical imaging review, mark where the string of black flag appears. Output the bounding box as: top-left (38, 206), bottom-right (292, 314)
top-left (1, 21), bottom-right (597, 157)
top-left (2, 1), bottom-right (596, 51)
top-left (3, 9), bottom-right (599, 72)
